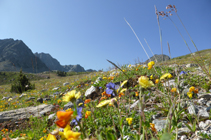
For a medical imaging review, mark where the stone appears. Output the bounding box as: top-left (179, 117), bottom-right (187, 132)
top-left (52, 87), bottom-right (60, 91)
top-left (199, 121), bottom-right (207, 130)
top-left (180, 135), bottom-right (187, 140)
top-left (63, 102), bottom-right (74, 110)
top-left (187, 104), bottom-right (198, 115)
top-left (48, 113), bottom-right (56, 120)
top-left (198, 108), bottom-right (209, 119)
top-left (63, 82), bottom-right (70, 86)
top-left (0, 104), bottom-right (54, 123)
top-left (177, 127), bottom-right (191, 135)
top-left (207, 101), bottom-right (211, 107)
top-left (198, 93), bottom-right (211, 100)
top-left (186, 63), bottom-right (198, 68)
top-left (43, 98), bottom-right (51, 101)
top-left (26, 97), bottom-right (35, 101)
top-left (197, 98), bottom-right (206, 105)
top-left (94, 77), bottom-right (102, 84)
top-left (53, 92), bottom-right (60, 95)
top-left (163, 79), bottom-right (176, 87)
top-left (85, 86), bottom-right (96, 97)
top-left (37, 98), bottom-right (43, 103)
top-left (152, 118), bottom-right (167, 132)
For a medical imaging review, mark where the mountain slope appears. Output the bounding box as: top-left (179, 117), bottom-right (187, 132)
top-left (0, 39), bottom-right (49, 73)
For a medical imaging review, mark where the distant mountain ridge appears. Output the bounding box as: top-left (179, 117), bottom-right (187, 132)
top-left (35, 52), bottom-right (96, 72)
top-left (0, 38), bottom-right (96, 73)
top-left (145, 54), bottom-right (170, 63)
top-left (0, 39), bottom-right (49, 73)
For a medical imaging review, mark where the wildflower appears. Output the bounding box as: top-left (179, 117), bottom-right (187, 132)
top-left (43, 129), bottom-right (47, 133)
top-left (62, 90), bottom-right (81, 102)
top-left (150, 123), bottom-right (157, 132)
top-left (84, 99), bottom-right (91, 104)
top-left (187, 92), bottom-right (193, 99)
top-left (59, 125), bottom-right (81, 140)
top-left (150, 74), bottom-right (154, 80)
top-left (118, 92), bottom-right (125, 98)
top-left (189, 86), bottom-right (195, 92)
top-left (135, 92), bottom-right (139, 96)
top-left (148, 61), bottom-right (155, 70)
top-left (136, 68), bottom-right (139, 71)
top-left (138, 76), bottom-right (154, 89)
top-left (103, 77), bottom-right (107, 80)
top-left (194, 88), bottom-right (198, 94)
top-left (8, 98), bottom-right (12, 102)
top-left (126, 118), bottom-right (133, 125)
top-left (71, 107), bottom-right (83, 126)
top-left (105, 82), bottom-right (119, 96)
top-left (55, 110), bottom-right (74, 128)
top-left (160, 73), bottom-right (173, 80)
top-left (85, 111), bottom-right (91, 119)
top-left (46, 133), bottom-right (56, 140)
top-left (57, 99), bottom-right (62, 104)
top-left (155, 79), bottom-right (159, 84)
top-left (96, 98), bottom-right (117, 108)
top-left (180, 71), bottom-right (187, 75)
top-left (171, 88), bottom-right (177, 92)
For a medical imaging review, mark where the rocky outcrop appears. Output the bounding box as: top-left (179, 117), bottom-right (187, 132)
top-left (145, 54), bottom-right (170, 63)
top-left (0, 39), bottom-right (49, 73)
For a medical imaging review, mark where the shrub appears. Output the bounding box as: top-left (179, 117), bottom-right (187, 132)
top-left (56, 71), bottom-right (67, 77)
top-left (10, 69), bottom-right (35, 93)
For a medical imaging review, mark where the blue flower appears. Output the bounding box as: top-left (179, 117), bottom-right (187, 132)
top-left (180, 71), bottom-right (187, 75)
top-left (105, 82), bottom-right (119, 96)
top-left (70, 107), bottom-right (83, 126)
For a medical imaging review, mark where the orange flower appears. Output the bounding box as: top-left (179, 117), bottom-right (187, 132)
top-left (171, 88), bottom-right (177, 93)
top-left (101, 91), bottom-right (107, 96)
top-left (194, 88), bottom-right (198, 94)
top-left (135, 92), bottom-right (139, 96)
top-left (84, 99), bottom-right (91, 104)
top-left (119, 92), bottom-right (124, 98)
top-left (150, 123), bottom-right (157, 132)
top-left (2, 138), bottom-right (6, 140)
top-left (155, 79), bottom-right (159, 84)
top-left (85, 111), bottom-right (91, 119)
top-left (55, 110), bottom-right (74, 128)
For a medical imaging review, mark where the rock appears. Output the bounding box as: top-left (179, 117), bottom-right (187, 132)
top-left (180, 135), bottom-right (187, 140)
top-left (198, 93), bottom-right (211, 100)
top-left (169, 64), bottom-right (178, 67)
top-left (199, 121), bottom-right (207, 130)
top-left (0, 104), bottom-right (54, 123)
top-left (187, 104), bottom-right (198, 115)
top-left (43, 98), bottom-right (51, 101)
top-left (48, 113), bottom-right (56, 120)
top-left (26, 97), bottom-right (35, 101)
top-left (177, 127), bottom-right (191, 135)
top-left (152, 113), bottom-right (162, 120)
top-left (197, 98), bottom-right (206, 105)
top-left (152, 118), bottom-right (167, 132)
top-left (186, 63), bottom-right (199, 68)
top-left (63, 102), bottom-right (74, 110)
top-left (37, 98), bottom-right (43, 103)
top-left (53, 92), bottom-right (61, 95)
top-left (85, 86), bottom-right (96, 97)
top-left (163, 79), bottom-right (176, 87)
top-left (198, 108), bottom-right (209, 119)
top-left (52, 87), bottom-right (60, 91)
top-left (63, 82), bottom-right (70, 86)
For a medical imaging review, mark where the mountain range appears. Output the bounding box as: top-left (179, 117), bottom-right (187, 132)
top-left (0, 39), bottom-right (96, 73)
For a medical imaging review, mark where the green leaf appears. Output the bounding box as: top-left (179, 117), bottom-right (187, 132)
top-left (106, 132), bottom-right (116, 140)
top-left (160, 133), bottom-right (172, 140)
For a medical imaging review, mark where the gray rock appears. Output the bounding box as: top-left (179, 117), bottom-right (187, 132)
top-left (186, 63), bottom-right (198, 68)
top-left (52, 87), bottom-right (60, 91)
top-left (152, 113), bottom-right (162, 120)
top-left (53, 92), bottom-right (60, 95)
top-left (198, 108), bottom-right (209, 119)
top-left (63, 102), bottom-right (74, 110)
top-left (94, 77), bottom-right (102, 84)
top-left (180, 135), bottom-right (187, 140)
top-left (37, 98), bottom-right (43, 103)
top-left (85, 86), bottom-right (96, 97)
top-left (163, 79), bottom-right (176, 87)
top-left (63, 82), bottom-right (70, 86)
top-left (0, 104), bottom-right (54, 123)
top-left (187, 104), bottom-right (198, 115)
top-left (197, 98), bottom-right (206, 105)
top-left (207, 101), bottom-right (211, 107)
top-left (43, 98), bottom-right (51, 101)
top-left (206, 106), bottom-right (211, 112)
top-left (152, 118), bottom-right (167, 132)
top-left (26, 97), bottom-right (35, 101)
top-left (177, 127), bottom-right (191, 135)
top-left (199, 121), bottom-right (207, 130)
top-left (48, 113), bottom-right (56, 120)
top-left (198, 93), bottom-right (211, 100)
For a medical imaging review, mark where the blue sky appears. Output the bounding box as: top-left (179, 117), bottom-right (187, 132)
top-left (0, 0), bottom-right (210, 71)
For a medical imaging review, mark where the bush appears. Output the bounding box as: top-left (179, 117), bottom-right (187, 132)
top-left (56, 71), bottom-right (67, 77)
top-left (10, 69), bottom-right (35, 93)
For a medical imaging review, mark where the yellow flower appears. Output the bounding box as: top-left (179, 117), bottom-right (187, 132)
top-left (138, 76), bottom-right (154, 89)
top-left (58, 124), bottom-right (81, 140)
top-left (148, 61), bottom-right (155, 70)
top-left (150, 123), bottom-right (157, 132)
top-left (160, 73), bottom-right (172, 80)
top-left (62, 90), bottom-right (81, 102)
top-left (155, 79), bottom-right (159, 84)
top-left (189, 86), bottom-right (195, 92)
top-left (8, 98), bottom-right (12, 102)
top-left (135, 92), bottom-right (139, 96)
top-left (171, 88), bottom-right (177, 92)
top-left (96, 98), bottom-right (117, 108)
top-left (103, 77), bottom-right (108, 80)
top-left (187, 92), bottom-right (193, 99)
top-left (46, 134), bottom-right (57, 140)
top-left (126, 118), bottom-right (133, 125)
top-left (150, 74), bottom-right (153, 80)
top-left (85, 111), bottom-right (91, 118)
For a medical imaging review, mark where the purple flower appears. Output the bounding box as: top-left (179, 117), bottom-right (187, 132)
top-left (70, 107), bottom-right (83, 126)
top-left (105, 82), bottom-right (119, 96)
